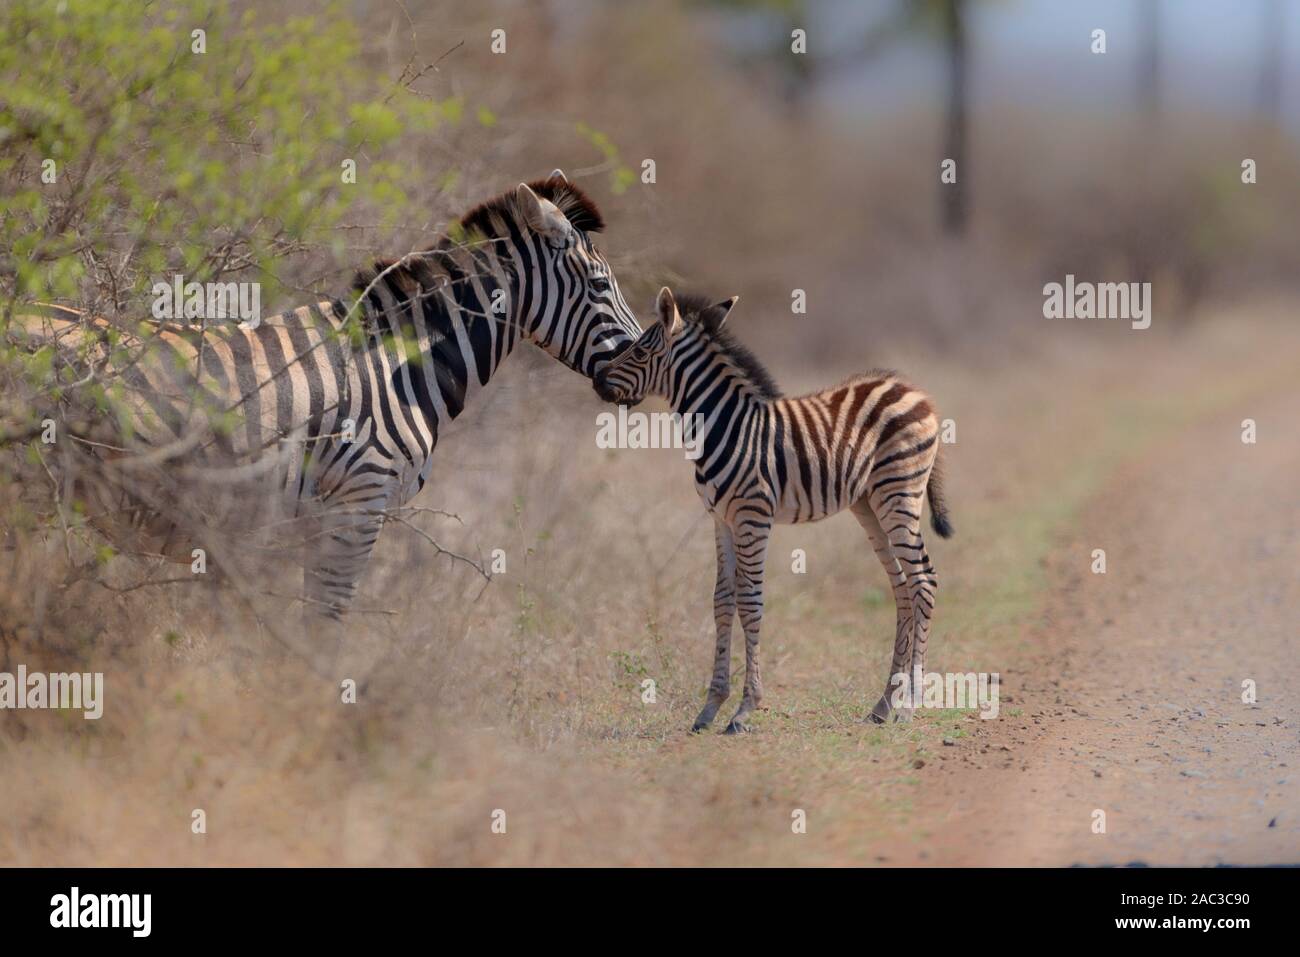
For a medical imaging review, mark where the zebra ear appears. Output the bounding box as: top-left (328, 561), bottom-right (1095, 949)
top-left (516, 183), bottom-right (572, 244)
top-left (656, 286), bottom-right (682, 338)
top-left (708, 296), bottom-right (739, 329)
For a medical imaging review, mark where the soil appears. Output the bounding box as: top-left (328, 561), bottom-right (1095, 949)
top-left (898, 388), bottom-right (1300, 865)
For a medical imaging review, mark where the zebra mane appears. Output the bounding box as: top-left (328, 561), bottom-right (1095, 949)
top-left (351, 178), bottom-right (605, 296)
top-left (674, 292), bottom-right (783, 399)
top-left (461, 177), bottom-right (605, 237)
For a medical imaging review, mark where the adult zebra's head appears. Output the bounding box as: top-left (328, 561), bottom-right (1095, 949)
top-left (462, 171), bottom-right (641, 378)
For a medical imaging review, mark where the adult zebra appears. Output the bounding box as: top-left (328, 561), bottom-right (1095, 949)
top-left (11, 173), bottom-right (641, 620)
top-left (594, 288), bottom-right (953, 732)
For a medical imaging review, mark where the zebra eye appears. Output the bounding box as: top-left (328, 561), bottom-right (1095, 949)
top-left (590, 277), bottom-right (610, 293)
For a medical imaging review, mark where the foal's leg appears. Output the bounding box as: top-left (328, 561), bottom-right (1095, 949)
top-left (851, 499), bottom-right (914, 723)
top-left (900, 526), bottom-right (936, 704)
top-left (724, 515), bottom-right (772, 734)
top-left (868, 483), bottom-right (937, 723)
top-left (692, 518), bottom-right (737, 732)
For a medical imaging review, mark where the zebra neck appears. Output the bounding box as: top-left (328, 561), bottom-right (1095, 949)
top-left (437, 262), bottom-right (525, 416)
top-left (667, 339), bottom-right (766, 422)
top-left (354, 246), bottom-right (526, 425)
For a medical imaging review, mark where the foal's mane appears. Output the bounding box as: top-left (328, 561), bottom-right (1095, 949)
top-left (674, 292), bottom-right (782, 399)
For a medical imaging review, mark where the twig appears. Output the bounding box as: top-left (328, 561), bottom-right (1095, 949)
top-left (384, 512), bottom-right (490, 581)
top-left (92, 575), bottom-right (201, 595)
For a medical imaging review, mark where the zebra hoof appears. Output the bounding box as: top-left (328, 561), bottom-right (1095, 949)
top-left (868, 697), bottom-right (893, 724)
top-left (723, 719), bottom-right (751, 735)
top-left (690, 722), bottom-right (710, 734)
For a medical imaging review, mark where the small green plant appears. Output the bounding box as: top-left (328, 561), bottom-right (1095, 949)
top-left (575, 121), bottom-right (637, 194)
top-left (609, 649), bottom-right (649, 691)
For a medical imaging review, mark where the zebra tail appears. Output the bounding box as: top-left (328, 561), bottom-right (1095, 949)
top-left (926, 456), bottom-right (954, 539)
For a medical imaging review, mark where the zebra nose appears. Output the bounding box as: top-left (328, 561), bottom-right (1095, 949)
top-left (593, 372), bottom-right (619, 403)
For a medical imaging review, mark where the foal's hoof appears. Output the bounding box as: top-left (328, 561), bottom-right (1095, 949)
top-left (868, 698), bottom-right (893, 724)
top-left (723, 719), bottom-right (751, 735)
top-left (690, 721), bottom-right (710, 734)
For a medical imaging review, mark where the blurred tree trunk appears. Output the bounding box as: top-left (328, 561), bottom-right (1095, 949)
top-left (1257, 0), bottom-right (1284, 125)
top-left (1137, 0), bottom-right (1161, 122)
top-left (782, 11), bottom-right (816, 106)
top-left (940, 0), bottom-right (968, 236)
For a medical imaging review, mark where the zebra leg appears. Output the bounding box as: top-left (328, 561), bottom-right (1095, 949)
top-left (692, 519), bottom-right (737, 732)
top-left (851, 500), bottom-right (914, 724)
top-left (874, 495), bottom-right (936, 724)
top-left (303, 501), bottom-right (387, 623)
top-left (904, 536), bottom-right (937, 712)
top-left (724, 518), bottom-right (771, 734)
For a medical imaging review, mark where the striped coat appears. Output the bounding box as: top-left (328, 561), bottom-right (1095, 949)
top-left (11, 175), bottom-right (641, 620)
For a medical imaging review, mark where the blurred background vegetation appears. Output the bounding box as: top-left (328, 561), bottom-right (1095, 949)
top-left (5, 0), bottom-right (1297, 355)
top-left (2, 0), bottom-right (1289, 343)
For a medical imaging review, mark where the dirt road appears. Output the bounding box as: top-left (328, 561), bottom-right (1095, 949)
top-left (905, 387), bottom-right (1300, 866)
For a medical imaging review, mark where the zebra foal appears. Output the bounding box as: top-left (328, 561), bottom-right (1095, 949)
top-left (594, 288), bottom-right (954, 732)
